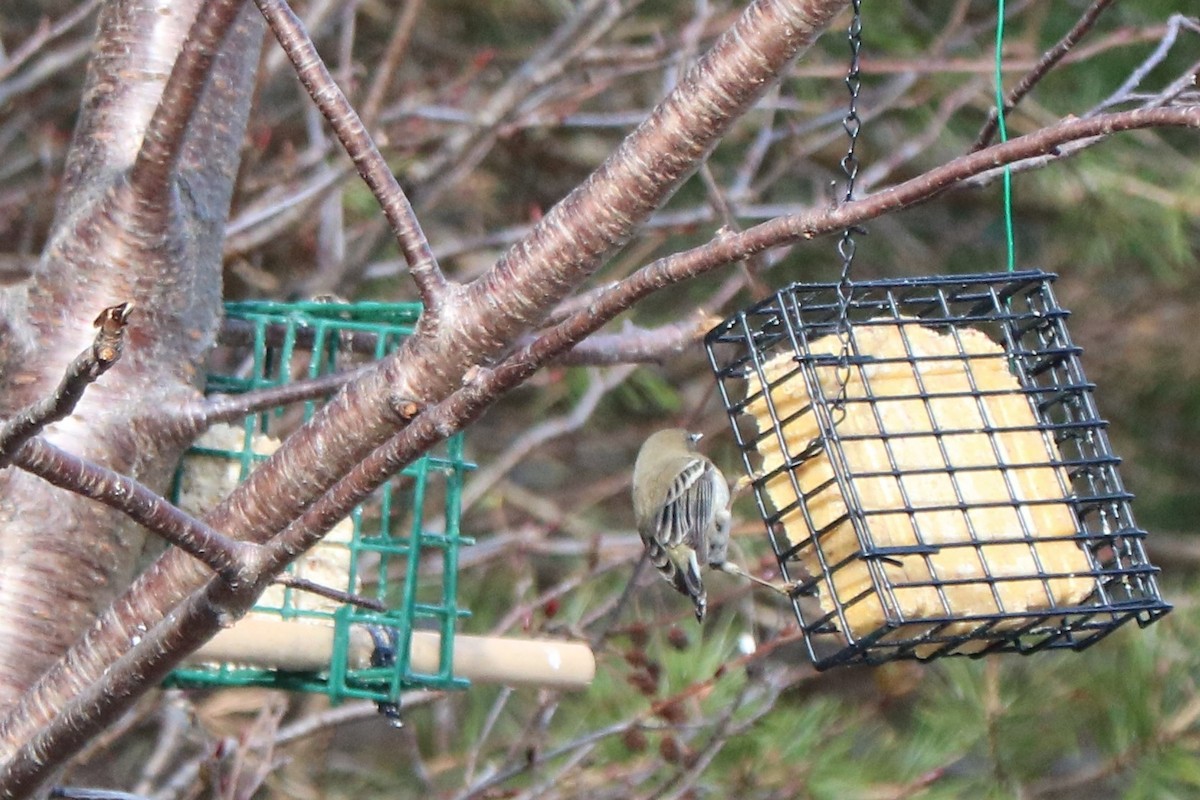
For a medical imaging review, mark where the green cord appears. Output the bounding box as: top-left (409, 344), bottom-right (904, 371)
top-left (995, 0), bottom-right (1016, 272)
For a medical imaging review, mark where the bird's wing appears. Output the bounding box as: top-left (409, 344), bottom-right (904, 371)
top-left (655, 457), bottom-right (718, 563)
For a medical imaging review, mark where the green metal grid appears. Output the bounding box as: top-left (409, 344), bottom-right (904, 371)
top-left (166, 301), bottom-right (473, 704)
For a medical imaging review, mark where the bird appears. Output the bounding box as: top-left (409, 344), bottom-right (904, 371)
top-left (632, 428), bottom-right (789, 622)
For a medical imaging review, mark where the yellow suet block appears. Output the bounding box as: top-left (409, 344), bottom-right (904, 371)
top-left (744, 320), bottom-right (1097, 650)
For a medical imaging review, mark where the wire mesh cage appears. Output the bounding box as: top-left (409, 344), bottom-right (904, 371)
top-left (166, 301), bottom-right (472, 706)
top-left (705, 270), bottom-right (1170, 669)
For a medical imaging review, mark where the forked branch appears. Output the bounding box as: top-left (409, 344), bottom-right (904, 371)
top-left (0, 303), bottom-right (132, 466)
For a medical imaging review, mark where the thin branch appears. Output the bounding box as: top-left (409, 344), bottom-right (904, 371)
top-left (522, 316), bottom-right (716, 365)
top-left (1091, 14), bottom-right (1200, 114)
top-left (50, 787), bottom-right (152, 800)
top-left (224, 165), bottom-right (354, 257)
top-left (973, 0), bottom-right (1119, 151)
top-left (0, 0), bottom-right (100, 84)
top-left (0, 302), bottom-right (132, 466)
top-left (196, 365), bottom-right (369, 427)
top-left (129, 0), bottom-right (248, 200)
top-left (359, 0), bottom-right (424, 128)
top-left (10, 438), bottom-right (258, 587)
top-left (254, 0), bottom-right (447, 310)
top-left (0, 38), bottom-right (91, 110)
top-left (272, 574), bottom-right (387, 612)
top-left (412, 0), bottom-right (627, 210)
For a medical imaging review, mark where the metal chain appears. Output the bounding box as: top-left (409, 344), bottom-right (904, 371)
top-left (831, 0), bottom-right (863, 423)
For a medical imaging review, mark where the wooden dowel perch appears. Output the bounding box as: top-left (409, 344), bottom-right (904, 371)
top-left (185, 619), bottom-right (596, 690)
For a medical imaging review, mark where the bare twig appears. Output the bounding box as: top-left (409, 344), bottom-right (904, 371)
top-left (224, 165), bottom-right (354, 258)
top-left (272, 574), bottom-right (387, 612)
top-left (0, 302), bottom-right (132, 466)
top-left (413, 0), bottom-right (627, 209)
top-left (0, 38), bottom-right (91, 109)
top-left (359, 0), bottom-right (424, 128)
top-left (0, 0), bottom-right (100, 84)
top-left (1090, 14), bottom-right (1200, 114)
top-left (462, 365), bottom-right (635, 510)
top-left (132, 693), bottom-right (193, 797)
top-left (50, 785), bottom-right (153, 800)
top-left (254, 0), bottom-right (447, 310)
top-left (536, 316), bottom-right (716, 366)
top-left (197, 366), bottom-right (369, 427)
top-left (973, 0), bottom-right (1119, 151)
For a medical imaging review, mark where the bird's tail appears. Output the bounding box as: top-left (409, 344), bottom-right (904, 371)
top-left (668, 547), bottom-right (707, 623)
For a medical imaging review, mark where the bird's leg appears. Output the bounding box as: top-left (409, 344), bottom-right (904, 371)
top-left (715, 561), bottom-right (797, 596)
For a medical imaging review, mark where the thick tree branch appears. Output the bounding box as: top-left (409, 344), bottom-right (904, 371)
top-left (253, 0), bottom-right (447, 310)
top-left (0, 303), bottom-right (131, 466)
top-left (128, 0), bottom-right (248, 203)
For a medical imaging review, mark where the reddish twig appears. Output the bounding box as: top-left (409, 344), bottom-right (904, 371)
top-left (0, 302), bottom-right (132, 466)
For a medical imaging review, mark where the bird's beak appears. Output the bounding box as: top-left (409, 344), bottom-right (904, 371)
top-left (694, 597), bottom-right (706, 624)
top-left (688, 432), bottom-right (704, 445)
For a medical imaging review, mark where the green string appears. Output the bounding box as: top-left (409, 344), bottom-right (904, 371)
top-left (995, 0), bottom-right (1015, 272)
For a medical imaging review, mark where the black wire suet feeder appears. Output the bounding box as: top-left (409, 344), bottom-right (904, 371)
top-left (705, 272), bottom-right (1170, 669)
top-left (701, 1), bottom-right (1169, 669)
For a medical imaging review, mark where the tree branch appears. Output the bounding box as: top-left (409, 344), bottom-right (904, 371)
top-left (129, 0), bottom-right (249, 205)
top-left (272, 575), bottom-right (387, 613)
top-left (10, 438), bottom-right (257, 588)
top-left (0, 303), bottom-right (132, 466)
top-left (972, 0), bottom-right (1118, 151)
top-left (537, 315), bottom-right (720, 367)
top-left (194, 366), bottom-right (369, 428)
top-left (253, 0), bottom-right (447, 310)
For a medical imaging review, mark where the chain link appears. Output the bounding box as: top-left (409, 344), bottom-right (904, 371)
top-left (830, 0), bottom-right (863, 424)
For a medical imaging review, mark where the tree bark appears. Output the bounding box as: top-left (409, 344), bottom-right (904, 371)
top-left (0, 0), bottom-right (263, 711)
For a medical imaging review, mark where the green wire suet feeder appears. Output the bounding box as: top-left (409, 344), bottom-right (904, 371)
top-left (168, 301), bottom-right (594, 714)
top-left (705, 272), bottom-right (1170, 669)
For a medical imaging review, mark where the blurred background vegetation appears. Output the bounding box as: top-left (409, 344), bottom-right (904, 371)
top-left (3, 0), bottom-right (1198, 797)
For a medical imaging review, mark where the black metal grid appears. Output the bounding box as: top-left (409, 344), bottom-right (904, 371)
top-left (705, 271), bottom-right (1170, 669)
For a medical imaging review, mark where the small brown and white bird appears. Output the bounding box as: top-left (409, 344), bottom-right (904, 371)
top-left (632, 428), bottom-right (788, 623)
